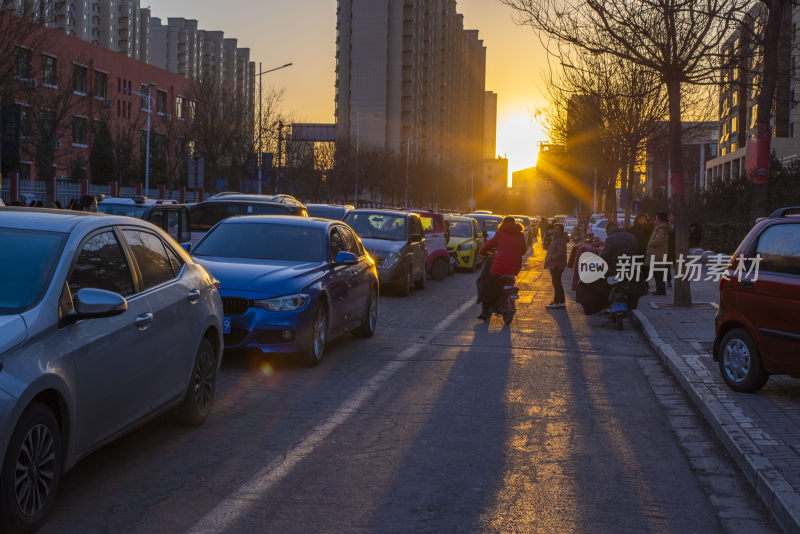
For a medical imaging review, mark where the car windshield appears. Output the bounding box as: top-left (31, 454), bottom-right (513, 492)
top-left (470, 216), bottom-right (502, 232)
top-left (307, 206), bottom-right (347, 220)
top-left (98, 203), bottom-right (149, 219)
top-left (193, 222), bottom-right (325, 262)
top-left (0, 228), bottom-right (67, 314)
top-left (448, 220), bottom-right (473, 238)
top-left (344, 213), bottom-right (407, 241)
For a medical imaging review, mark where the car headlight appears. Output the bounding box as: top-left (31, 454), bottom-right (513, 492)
top-left (381, 251), bottom-right (401, 269)
top-left (253, 294), bottom-right (310, 311)
top-left (458, 243), bottom-right (473, 251)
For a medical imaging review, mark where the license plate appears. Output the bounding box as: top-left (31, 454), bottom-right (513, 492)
top-left (223, 318), bottom-right (231, 334)
top-left (611, 302), bottom-right (627, 312)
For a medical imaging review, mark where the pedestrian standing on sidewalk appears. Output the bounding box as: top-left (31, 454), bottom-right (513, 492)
top-left (647, 212), bottom-right (671, 295)
top-left (544, 223), bottom-right (568, 309)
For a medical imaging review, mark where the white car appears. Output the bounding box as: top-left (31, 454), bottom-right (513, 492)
top-left (564, 217), bottom-right (578, 237)
top-left (589, 218), bottom-right (609, 242)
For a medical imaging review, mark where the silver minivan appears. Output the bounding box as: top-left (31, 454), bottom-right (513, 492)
top-left (0, 209), bottom-right (223, 532)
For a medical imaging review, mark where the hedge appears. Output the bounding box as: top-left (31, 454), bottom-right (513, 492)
top-left (701, 223), bottom-right (754, 255)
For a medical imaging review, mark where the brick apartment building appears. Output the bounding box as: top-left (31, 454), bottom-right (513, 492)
top-left (1, 15), bottom-right (194, 189)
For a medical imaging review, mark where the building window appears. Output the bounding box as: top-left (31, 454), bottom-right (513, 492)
top-left (94, 71), bottom-right (107, 99)
top-left (42, 55), bottom-right (57, 86)
top-left (731, 116), bottom-right (737, 134)
top-left (14, 47), bottom-right (31, 79)
top-left (156, 90), bottom-right (167, 114)
top-left (18, 105), bottom-right (30, 139)
top-left (72, 116), bottom-right (88, 146)
top-left (176, 96), bottom-right (186, 119)
top-left (140, 84), bottom-right (150, 110)
top-left (72, 64), bottom-right (87, 94)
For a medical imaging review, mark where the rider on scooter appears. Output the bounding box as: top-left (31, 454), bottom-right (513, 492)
top-left (477, 216), bottom-right (528, 321)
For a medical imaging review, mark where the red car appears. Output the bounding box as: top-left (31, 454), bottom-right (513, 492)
top-left (714, 207), bottom-right (800, 392)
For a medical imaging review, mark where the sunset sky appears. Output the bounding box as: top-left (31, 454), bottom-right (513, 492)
top-left (163, 1), bottom-right (549, 174)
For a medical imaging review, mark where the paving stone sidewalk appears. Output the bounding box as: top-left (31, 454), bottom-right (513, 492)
top-left (633, 279), bottom-right (800, 533)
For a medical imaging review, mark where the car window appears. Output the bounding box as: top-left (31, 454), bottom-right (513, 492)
top-left (165, 241), bottom-right (185, 274)
top-left (755, 224), bottom-right (800, 276)
top-left (68, 231), bottom-right (135, 297)
top-left (330, 227), bottom-right (346, 259)
top-left (0, 228), bottom-right (67, 314)
top-left (344, 213), bottom-right (408, 241)
top-left (410, 217), bottom-right (423, 236)
top-left (338, 226), bottom-right (362, 255)
top-left (248, 203), bottom-right (289, 215)
top-left (166, 210), bottom-right (180, 241)
top-left (180, 209), bottom-right (190, 241)
top-left (190, 204), bottom-right (243, 232)
top-left (419, 216), bottom-right (434, 232)
top-left (122, 230), bottom-right (176, 289)
top-left (148, 209), bottom-right (164, 229)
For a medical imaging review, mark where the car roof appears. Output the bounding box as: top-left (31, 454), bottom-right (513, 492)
top-left (445, 215), bottom-right (476, 222)
top-left (306, 203), bottom-right (353, 209)
top-left (192, 198), bottom-right (294, 208)
top-left (211, 194), bottom-right (305, 206)
top-left (347, 209), bottom-right (411, 217)
top-left (217, 215), bottom-right (335, 228)
top-left (465, 213), bottom-right (502, 219)
top-left (0, 207), bottom-right (154, 233)
top-left (99, 197), bottom-right (179, 206)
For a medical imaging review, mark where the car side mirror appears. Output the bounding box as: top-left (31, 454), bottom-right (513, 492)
top-left (62, 288), bottom-right (128, 325)
top-left (181, 241), bottom-right (192, 252)
top-left (334, 251), bottom-right (358, 264)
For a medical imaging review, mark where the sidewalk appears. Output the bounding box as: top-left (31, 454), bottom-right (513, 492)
top-left (633, 279), bottom-right (800, 533)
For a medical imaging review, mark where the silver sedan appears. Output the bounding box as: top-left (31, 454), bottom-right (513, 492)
top-left (0, 208), bottom-right (223, 533)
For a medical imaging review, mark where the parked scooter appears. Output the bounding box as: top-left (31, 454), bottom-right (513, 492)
top-left (605, 275), bottom-right (629, 330)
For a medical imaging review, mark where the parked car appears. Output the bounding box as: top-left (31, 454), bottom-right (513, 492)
top-left (0, 208), bottom-right (223, 532)
top-left (188, 198), bottom-right (308, 244)
top-left (207, 193), bottom-right (305, 209)
top-left (0, 199), bottom-right (5, 206)
top-left (564, 217), bottom-right (579, 238)
top-left (191, 216), bottom-right (378, 365)
top-left (444, 215), bottom-right (486, 272)
top-left (344, 209), bottom-right (428, 297)
top-left (98, 197), bottom-right (191, 244)
top-left (714, 207), bottom-right (800, 392)
top-left (588, 218), bottom-right (609, 242)
top-left (464, 213), bottom-right (504, 240)
top-left (410, 210), bottom-right (452, 281)
top-left (306, 204), bottom-right (354, 221)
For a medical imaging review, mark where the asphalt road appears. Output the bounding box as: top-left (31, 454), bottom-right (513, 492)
top-left (40, 244), bottom-right (778, 534)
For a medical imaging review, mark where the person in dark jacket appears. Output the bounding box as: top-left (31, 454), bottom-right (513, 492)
top-left (477, 216), bottom-right (527, 320)
top-left (689, 223), bottom-right (702, 249)
top-left (544, 224), bottom-right (568, 309)
top-left (600, 222), bottom-right (639, 278)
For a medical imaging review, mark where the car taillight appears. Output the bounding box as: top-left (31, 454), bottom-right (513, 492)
top-left (214, 280), bottom-right (221, 290)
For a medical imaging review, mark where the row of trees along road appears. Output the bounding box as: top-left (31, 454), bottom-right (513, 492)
top-left (500, 0), bottom-right (788, 307)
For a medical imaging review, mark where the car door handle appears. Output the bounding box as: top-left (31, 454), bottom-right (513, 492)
top-left (188, 289), bottom-right (201, 303)
top-left (135, 313), bottom-right (154, 330)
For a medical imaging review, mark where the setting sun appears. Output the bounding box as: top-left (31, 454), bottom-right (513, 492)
top-left (497, 108), bottom-right (548, 186)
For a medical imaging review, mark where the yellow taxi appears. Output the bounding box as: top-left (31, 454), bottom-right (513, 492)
top-left (444, 215), bottom-right (486, 272)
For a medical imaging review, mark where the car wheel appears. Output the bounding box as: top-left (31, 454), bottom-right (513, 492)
top-left (431, 258), bottom-right (449, 281)
top-left (414, 266), bottom-right (426, 290)
top-left (174, 338), bottom-right (217, 426)
top-left (0, 403), bottom-right (63, 534)
top-left (353, 287), bottom-right (378, 338)
top-left (719, 328), bottom-right (769, 392)
top-left (303, 303), bottom-right (328, 365)
top-left (397, 266), bottom-right (411, 297)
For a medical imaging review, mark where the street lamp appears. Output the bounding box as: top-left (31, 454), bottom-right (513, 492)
top-left (256, 62), bottom-right (293, 194)
top-left (403, 136), bottom-right (427, 208)
top-left (123, 82), bottom-right (156, 194)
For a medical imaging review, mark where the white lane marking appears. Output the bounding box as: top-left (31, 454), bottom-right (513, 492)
top-left (187, 297), bottom-right (476, 534)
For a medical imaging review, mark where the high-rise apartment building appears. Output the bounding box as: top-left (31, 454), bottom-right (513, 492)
top-left (335, 0), bottom-right (492, 171)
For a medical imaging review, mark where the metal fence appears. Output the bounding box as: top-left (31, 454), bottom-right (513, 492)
top-left (2, 180), bottom-right (205, 205)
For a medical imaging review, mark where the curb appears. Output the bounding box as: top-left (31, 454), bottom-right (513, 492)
top-left (633, 309), bottom-right (800, 534)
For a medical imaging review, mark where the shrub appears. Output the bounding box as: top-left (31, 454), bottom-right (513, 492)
top-left (701, 222), bottom-right (753, 254)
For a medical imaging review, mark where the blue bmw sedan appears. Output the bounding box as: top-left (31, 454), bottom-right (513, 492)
top-left (191, 216), bottom-right (379, 365)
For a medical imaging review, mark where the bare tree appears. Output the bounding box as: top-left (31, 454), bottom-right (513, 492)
top-left (500, 0), bottom-right (747, 305)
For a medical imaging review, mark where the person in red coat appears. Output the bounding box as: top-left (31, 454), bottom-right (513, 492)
top-left (544, 224), bottom-right (568, 309)
top-left (477, 216), bottom-right (527, 320)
